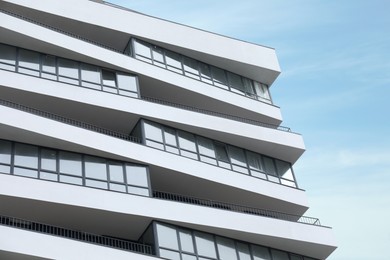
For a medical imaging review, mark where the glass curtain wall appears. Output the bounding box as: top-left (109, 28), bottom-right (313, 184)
top-left (0, 139), bottom-right (150, 196)
top-left (131, 119), bottom-right (297, 188)
top-left (0, 43), bottom-right (139, 98)
top-left (129, 38), bottom-right (272, 104)
top-left (141, 221), bottom-right (318, 260)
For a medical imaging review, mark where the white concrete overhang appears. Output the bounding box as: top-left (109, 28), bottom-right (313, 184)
top-left (0, 105), bottom-right (308, 213)
top-left (0, 226), bottom-right (158, 260)
top-left (1, 0), bottom-right (281, 86)
top-left (0, 70), bottom-right (304, 163)
top-left (0, 174), bottom-right (337, 260)
top-left (0, 13), bottom-right (282, 125)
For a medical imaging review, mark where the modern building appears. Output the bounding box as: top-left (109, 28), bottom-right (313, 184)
top-left (0, 0), bottom-right (337, 259)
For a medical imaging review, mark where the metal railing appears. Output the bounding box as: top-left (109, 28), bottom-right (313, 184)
top-left (0, 99), bottom-right (141, 143)
top-left (0, 9), bottom-right (122, 53)
top-left (142, 96), bottom-right (291, 132)
top-left (153, 191), bottom-right (321, 226)
top-left (0, 214), bottom-right (153, 255)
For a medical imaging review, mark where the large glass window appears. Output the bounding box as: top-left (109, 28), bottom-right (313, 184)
top-left (165, 50), bottom-right (183, 74)
top-left (41, 54), bottom-right (57, 80)
top-left (216, 236), bottom-right (237, 260)
top-left (156, 224), bottom-right (179, 250)
top-left (236, 242), bottom-right (251, 260)
top-left (271, 249), bottom-right (289, 260)
top-left (194, 232), bottom-right (217, 258)
top-left (134, 40), bottom-right (152, 62)
top-left (151, 46), bottom-right (165, 68)
top-left (14, 143), bottom-right (38, 169)
top-left (227, 72), bottom-right (245, 95)
top-left (81, 63), bottom-right (101, 87)
top-left (18, 49), bottom-right (40, 76)
top-left (58, 58), bottom-right (79, 84)
top-left (0, 140), bottom-right (12, 164)
top-left (183, 57), bottom-right (200, 80)
top-left (178, 131), bottom-right (198, 159)
top-left (197, 136), bottom-right (217, 165)
top-left (117, 73), bottom-right (138, 97)
top-left (228, 146), bottom-right (248, 174)
top-left (41, 149), bottom-right (57, 172)
top-left (0, 44), bottom-right (16, 71)
top-left (179, 229), bottom-right (195, 253)
top-left (211, 66), bottom-right (228, 89)
top-left (85, 155), bottom-right (107, 180)
top-left (59, 152), bottom-right (82, 176)
top-left (252, 245), bottom-right (271, 260)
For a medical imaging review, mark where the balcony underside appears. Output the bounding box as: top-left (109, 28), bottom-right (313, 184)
top-left (0, 175), bottom-right (337, 259)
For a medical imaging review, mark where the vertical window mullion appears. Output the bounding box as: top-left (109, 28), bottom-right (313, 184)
top-left (10, 142), bottom-right (15, 175)
top-left (123, 163), bottom-right (129, 193)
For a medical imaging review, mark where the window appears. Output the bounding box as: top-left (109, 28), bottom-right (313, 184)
top-left (59, 152), bottom-right (82, 177)
top-left (227, 72), bottom-right (245, 94)
top-left (85, 156), bottom-right (107, 181)
top-left (102, 69), bottom-right (116, 88)
top-left (228, 146), bottom-right (248, 174)
top-left (214, 143), bottom-right (231, 169)
top-left (183, 57), bottom-right (200, 80)
top-left (252, 245), bottom-right (271, 260)
top-left (156, 224), bottom-right (179, 250)
top-left (134, 40), bottom-right (152, 62)
top-left (216, 236), bottom-right (237, 260)
top-left (18, 49), bottom-right (40, 76)
top-left (178, 131), bottom-right (198, 159)
top-left (197, 136), bottom-right (217, 165)
top-left (271, 249), bottom-right (289, 260)
top-left (179, 229), bottom-right (195, 253)
top-left (211, 66), bottom-right (228, 89)
top-left (194, 232), bottom-right (217, 258)
top-left (58, 58), bottom-right (79, 84)
top-left (199, 62), bottom-right (213, 84)
top-left (41, 55), bottom-right (56, 80)
top-left (81, 63), bottom-right (101, 89)
top-left (14, 143), bottom-right (38, 169)
top-left (151, 46), bottom-right (165, 67)
top-left (41, 149), bottom-right (57, 172)
top-left (0, 44), bottom-right (16, 71)
top-left (117, 73), bottom-right (138, 96)
top-left (0, 140), bottom-right (12, 165)
top-left (165, 50), bottom-right (182, 74)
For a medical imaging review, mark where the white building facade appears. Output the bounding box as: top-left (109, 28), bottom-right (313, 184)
top-left (0, 1), bottom-right (336, 259)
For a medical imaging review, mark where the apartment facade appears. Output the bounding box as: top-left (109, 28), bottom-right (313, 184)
top-left (0, 0), bottom-right (336, 259)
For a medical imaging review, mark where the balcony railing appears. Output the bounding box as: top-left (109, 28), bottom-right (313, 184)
top-left (0, 9), bottom-right (122, 53)
top-left (142, 96), bottom-right (291, 132)
top-left (153, 190), bottom-right (322, 226)
top-left (0, 99), bottom-right (141, 143)
top-left (0, 214), bottom-right (153, 255)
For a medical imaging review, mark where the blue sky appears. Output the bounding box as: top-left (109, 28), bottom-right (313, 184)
top-left (110, 1), bottom-right (390, 259)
